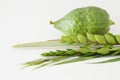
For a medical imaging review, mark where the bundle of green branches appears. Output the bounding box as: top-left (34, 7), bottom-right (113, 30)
top-left (13, 33), bottom-right (120, 69)
top-left (13, 6), bottom-right (120, 69)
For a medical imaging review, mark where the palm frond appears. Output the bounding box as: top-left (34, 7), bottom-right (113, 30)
top-left (13, 40), bottom-right (79, 49)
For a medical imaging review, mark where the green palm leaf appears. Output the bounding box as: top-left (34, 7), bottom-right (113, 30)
top-left (13, 40), bottom-right (79, 49)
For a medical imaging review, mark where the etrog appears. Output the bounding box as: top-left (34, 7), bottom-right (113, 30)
top-left (50, 6), bottom-right (114, 36)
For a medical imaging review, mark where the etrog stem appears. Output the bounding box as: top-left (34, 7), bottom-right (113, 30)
top-left (50, 20), bottom-right (54, 24)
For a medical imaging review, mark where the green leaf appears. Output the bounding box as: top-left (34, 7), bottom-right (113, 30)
top-left (104, 33), bottom-right (116, 44)
top-left (23, 58), bottom-right (50, 67)
top-left (111, 50), bottom-right (120, 56)
top-left (33, 56), bottom-right (69, 69)
top-left (13, 40), bottom-right (79, 48)
top-left (79, 48), bottom-right (90, 54)
top-left (24, 56), bottom-right (70, 69)
top-left (94, 34), bottom-right (107, 44)
top-left (53, 55), bottom-right (99, 65)
top-left (41, 49), bottom-right (78, 56)
top-left (60, 36), bottom-right (74, 44)
top-left (77, 34), bottom-right (87, 43)
top-left (97, 47), bottom-right (110, 54)
top-left (115, 35), bottom-right (120, 44)
top-left (91, 56), bottom-right (120, 64)
top-left (86, 32), bottom-right (96, 42)
top-left (110, 47), bottom-right (120, 51)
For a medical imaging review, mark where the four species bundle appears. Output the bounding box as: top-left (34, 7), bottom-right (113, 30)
top-left (13, 6), bottom-right (120, 69)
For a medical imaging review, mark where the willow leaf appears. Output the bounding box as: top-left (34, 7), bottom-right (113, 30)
top-left (23, 56), bottom-right (70, 69)
top-left (33, 62), bottom-right (50, 70)
top-left (23, 58), bottom-right (51, 68)
top-left (33, 56), bottom-right (69, 69)
top-left (53, 55), bottom-right (99, 66)
top-left (91, 56), bottom-right (120, 64)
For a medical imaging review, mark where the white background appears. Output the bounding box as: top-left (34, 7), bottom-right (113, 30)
top-left (0, 0), bottom-right (120, 80)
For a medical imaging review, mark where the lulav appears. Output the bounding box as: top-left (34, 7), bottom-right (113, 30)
top-left (41, 32), bottom-right (120, 57)
top-left (61, 32), bottom-right (120, 45)
top-left (13, 32), bottom-right (120, 68)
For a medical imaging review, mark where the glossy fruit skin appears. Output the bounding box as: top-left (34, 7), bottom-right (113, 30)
top-left (53, 6), bottom-right (114, 36)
